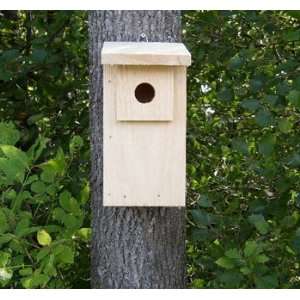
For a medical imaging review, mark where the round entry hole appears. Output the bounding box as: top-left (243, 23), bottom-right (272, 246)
top-left (134, 82), bottom-right (155, 103)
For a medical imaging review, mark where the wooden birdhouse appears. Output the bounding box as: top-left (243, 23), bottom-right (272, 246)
top-left (101, 42), bottom-right (191, 206)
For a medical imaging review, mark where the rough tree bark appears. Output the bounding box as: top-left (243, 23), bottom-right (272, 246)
top-left (89, 11), bottom-right (185, 289)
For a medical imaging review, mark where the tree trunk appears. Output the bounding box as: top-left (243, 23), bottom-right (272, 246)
top-left (88, 10), bottom-right (185, 289)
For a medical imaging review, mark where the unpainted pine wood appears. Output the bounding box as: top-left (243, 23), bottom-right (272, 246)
top-left (115, 65), bottom-right (174, 121)
top-left (103, 65), bottom-right (186, 206)
top-left (102, 42), bottom-right (191, 66)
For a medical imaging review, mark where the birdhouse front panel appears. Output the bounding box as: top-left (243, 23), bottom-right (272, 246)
top-left (115, 65), bottom-right (174, 121)
top-left (101, 42), bottom-right (191, 207)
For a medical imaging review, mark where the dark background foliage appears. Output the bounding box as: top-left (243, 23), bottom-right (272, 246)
top-left (0, 10), bottom-right (300, 288)
top-left (184, 11), bottom-right (300, 288)
top-left (0, 11), bottom-right (90, 288)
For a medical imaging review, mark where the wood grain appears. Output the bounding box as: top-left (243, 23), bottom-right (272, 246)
top-left (103, 65), bottom-right (186, 206)
top-left (102, 42), bottom-right (191, 66)
top-left (115, 65), bottom-right (174, 121)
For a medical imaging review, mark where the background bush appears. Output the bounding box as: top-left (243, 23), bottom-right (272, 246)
top-left (0, 123), bottom-right (90, 288)
top-left (0, 10), bottom-right (300, 288)
top-left (0, 11), bottom-right (90, 288)
top-left (184, 11), bottom-right (300, 288)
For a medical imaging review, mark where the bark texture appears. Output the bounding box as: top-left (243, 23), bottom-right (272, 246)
top-left (89, 11), bottom-right (185, 289)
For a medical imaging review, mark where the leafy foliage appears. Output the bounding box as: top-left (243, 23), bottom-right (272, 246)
top-left (183, 11), bottom-right (300, 288)
top-left (0, 122), bottom-right (90, 288)
top-left (0, 11), bottom-right (89, 155)
top-left (0, 11), bottom-right (90, 288)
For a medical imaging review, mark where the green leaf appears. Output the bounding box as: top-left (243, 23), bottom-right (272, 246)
top-left (31, 181), bottom-right (46, 194)
top-left (21, 273), bottom-right (49, 288)
top-left (31, 48), bottom-right (47, 63)
top-left (283, 29), bottom-right (300, 41)
top-left (293, 76), bottom-right (300, 90)
top-left (256, 254), bottom-right (269, 263)
top-left (295, 194), bottom-right (300, 209)
top-left (244, 240), bottom-right (260, 257)
top-left (0, 252), bottom-right (10, 267)
top-left (191, 228), bottom-right (209, 242)
top-left (36, 248), bottom-right (50, 262)
top-left (225, 248), bottom-right (241, 259)
top-left (52, 244), bottom-right (65, 256)
top-left (70, 135), bottom-right (83, 155)
top-left (41, 169), bottom-right (55, 183)
top-left (21, 277), bottom-right (32, 288)
top-left (258, 134), bottom-right (276, 156)
top-left (5, 189), bottom-right (16, 200)
top-left (217, 88), bottom-right (234, 102)
top-left (250, 79), bottom-right (263, 93)
top-left (80, 181), bottom-right (90, 204)
top-left (0, 70), bottom-right (11, 81)
top-left (215, 257), bottom-right (235, 269)
top-left (11, 191), bottom-right (31, 212)
top-left (292, 228), bottom-right (300, 253)
top-left (59, 191), bottom-right (80, 214)
top-left (0, 145), bottom-right (28, 169)
top-left (278, 119), bottom-right (293, 133)
top-left (286, 11), bottom-right (300, 20)
top-left (0, 209), bottom-right (9, 234)
top-left (219, 271), bottom-right (243, 287)
top-left (232, 137), bottom-right (249, 155)
top-left (77, 228), bottom-right (91, 242)
top-left (287, 90), bottom-right (300, 108)
top-left (191, 278), bottom-right (205, 288)
top-left (0, 49), bottom-right (19, 63)
top-left (0, 157), bottom-right (25, 183)
top-left (39, 148), bottom-right (66, 177)
top-left (255, 274), bottom-right (278, 288)
top-left (240, 99), bottom-right (260, 112)
top-left (265, 95), bottom-right (279, 107)
top-left (191, 209), bottom-right (215, 226)
top-left (0, 122), bottom-right (20, 145)
top-left (46, 184), bottom-right (56, 196)
top-left (228, 55), bottom-right (243, 69)
top-left (19, 268), bottom-right (33, 276)
top-left (240, 267), bottom-right (252, 275)
top-left (27, 114), bottom-right (44, 125)
top-left (37, 230), bottom-right (52, 246)
top-left (15, 217), bottom-right (30, 236)
top-left (24, 175), bottom-right (38, 186)
top-left (56, 245), bottom-right (74, 264)
top-left (248, 214), bottom-right (270, 235)
top-left (63, 214), bottom-right (81, 229)
top-left (287, 153), bottom-right (300, 167)
top-left (0, 145), bottom-right (28, 183)
top-left (293, 240), bottom-right (300, 254)
top-left (0, 234), bottom-right (13, 246)
top-left (9, 239), bottom-right (22, 252)
top-left (27, 135), bottom-right (49, 163)
top-left (255, 109), bottom-right (273, 127)
top-left (52, 207), bottom-right (66, 223)
top-left (43, 254), bottom-right (56, 276)
top-left (16, 226), bottom-right (40, 239)
top-left (0, 268), bottom-right (12, 281)
top-left (197, 195), bottom-right (213, 207)
top-left (59, 190), bottom-right (72, 211)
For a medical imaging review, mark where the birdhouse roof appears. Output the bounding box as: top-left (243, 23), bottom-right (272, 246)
top-left (101, 42), bottom-right (191, 66)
